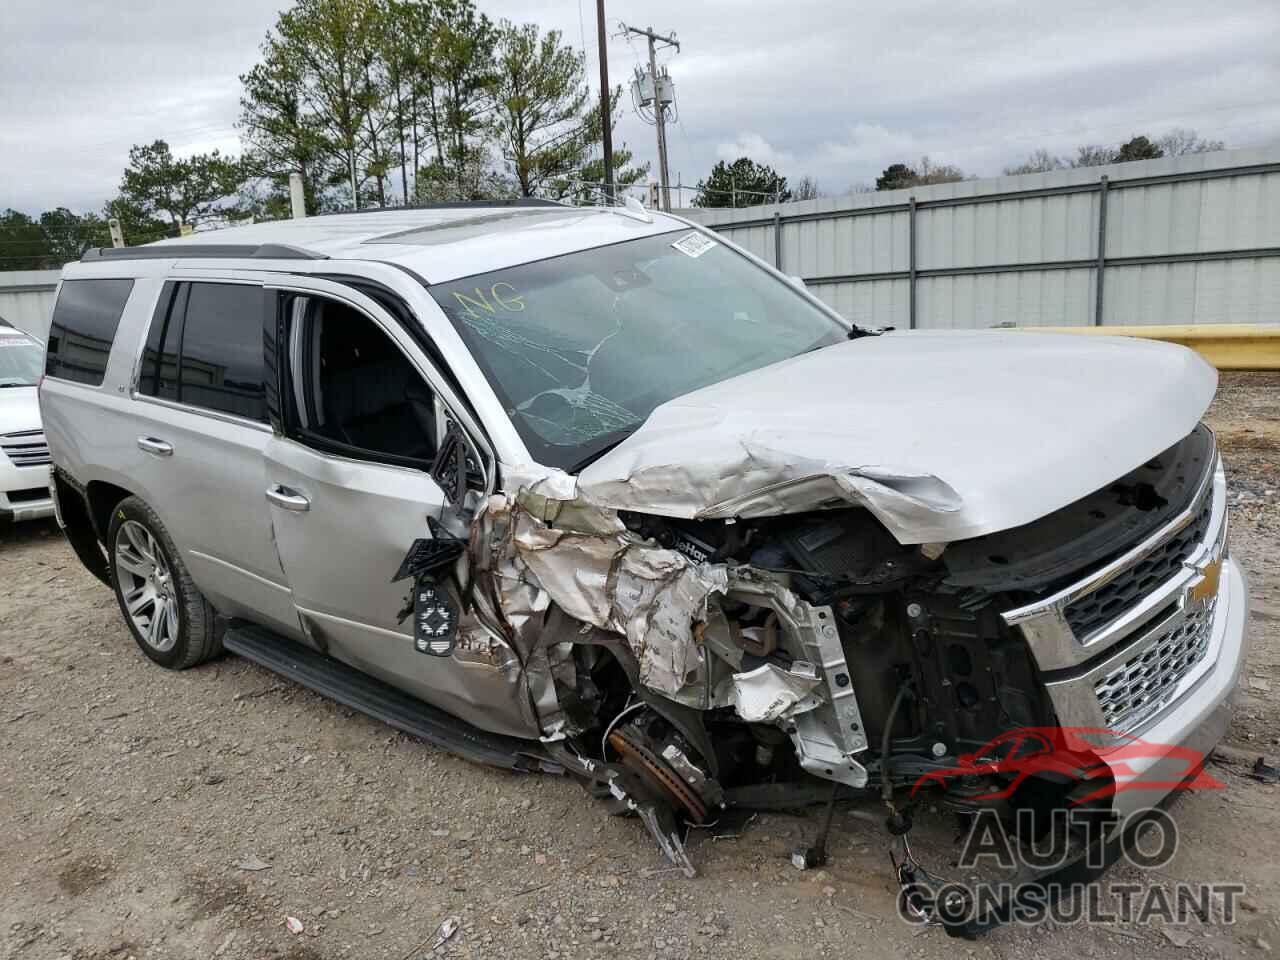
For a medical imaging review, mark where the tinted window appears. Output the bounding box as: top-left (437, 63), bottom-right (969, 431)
top-left (293, 296), bottom-right (439, 463)
top-left (138, 282), bottom-right (185, 401)
top-left (178, 282), bottom-right (267, 422)
top-left (45, 278), bottom-right (134, 385)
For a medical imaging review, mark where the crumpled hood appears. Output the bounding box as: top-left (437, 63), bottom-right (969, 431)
top-left (0, 387), bottom-right (40, 436)
top-left (576, 330), bottom-right (1217, 544)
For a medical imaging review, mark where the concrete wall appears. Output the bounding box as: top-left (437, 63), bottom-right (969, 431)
top-left (681, 146), bottom-right (1280, 330)
top-left (0, 270), bottom-right (60, 341)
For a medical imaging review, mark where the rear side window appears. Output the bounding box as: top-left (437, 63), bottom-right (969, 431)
top-left (45, 278), bottom-right (134, 385)
top-left (139, 282), bottom-right (185, 401)
top-left (138, 281), bottom-right (267, 422)
top-left (178, 282), bottom-right (267, 422)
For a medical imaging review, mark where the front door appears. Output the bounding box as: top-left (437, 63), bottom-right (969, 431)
top-left (260, 277), bottom-right (536, 739)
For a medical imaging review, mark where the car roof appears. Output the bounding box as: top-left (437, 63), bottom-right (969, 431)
top-left (104, 203), bottom-right (690, 285)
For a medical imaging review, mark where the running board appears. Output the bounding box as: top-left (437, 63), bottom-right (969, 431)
top-left (222, 621), bottom-right (557, 773)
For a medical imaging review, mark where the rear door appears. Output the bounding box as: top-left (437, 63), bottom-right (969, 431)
top-left (128, 277), bottom-right (302, 639)
top-left (259, 276), bottom-right (533, 736)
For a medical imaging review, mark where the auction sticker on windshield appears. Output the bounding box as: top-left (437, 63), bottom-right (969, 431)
top-left (671, 232), bottom-right (717, 258)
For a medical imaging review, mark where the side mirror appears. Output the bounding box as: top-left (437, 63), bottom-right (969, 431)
top-left (430, 421), bottom-right (471, 508)
top-left (430, 420), bottom-right (486, 512)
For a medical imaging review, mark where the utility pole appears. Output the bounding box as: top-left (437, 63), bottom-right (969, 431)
top-left (623, 24), bottom-right (679, 211)
top-left (596, 0), bottom-right (614, 202)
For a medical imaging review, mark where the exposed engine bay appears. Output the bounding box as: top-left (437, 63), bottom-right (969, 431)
top-left (409, 423), bottom-right (1220, 932)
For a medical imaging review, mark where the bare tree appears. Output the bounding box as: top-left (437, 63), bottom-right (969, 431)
top-left (914, 156), bottom-right (967, 185)
top-left (1071, 144), bottom-right (1116, 168)
top-left (792, 175), bottom-right (822, 201)
top-left (875, 157), bottom-right (966, 191)
top-left (1003, 148), bottom-right (1066, 175)
top-left (1157, 128), bottom-right (1225, 157)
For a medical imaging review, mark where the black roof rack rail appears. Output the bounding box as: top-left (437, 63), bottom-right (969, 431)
top-left (80, 243), bottom-right (328, 263)
top-left (308, 197), bottom-right (567, 218)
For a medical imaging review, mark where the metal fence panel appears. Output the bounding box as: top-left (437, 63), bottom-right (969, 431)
top-left (0, 270), bottom-right (60, 340)
top-left (814, 278), bottom-right (910, 330)
top-left (915, 191), bottom-right (1098, 270)
top-left (1107, 174), bottom-right (1280, 257)
top-left (915, 269), bottom-right (1096, 329)
top-left (683, 146), bottom-right (1280, 329)
top-left (1103, 259), bottom-right (1280, 325)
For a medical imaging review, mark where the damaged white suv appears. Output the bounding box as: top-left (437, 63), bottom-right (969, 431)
top-left (42, 201), bottom-right (1247, 931)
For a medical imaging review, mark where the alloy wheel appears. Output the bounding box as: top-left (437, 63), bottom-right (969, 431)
top-left (113, 520), bottom-right (179, 653)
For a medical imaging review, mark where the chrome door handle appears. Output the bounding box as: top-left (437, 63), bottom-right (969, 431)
top-left (137, 436), bottom-right (173, 457)
top-left (265, 484), bottom-right (310, 512)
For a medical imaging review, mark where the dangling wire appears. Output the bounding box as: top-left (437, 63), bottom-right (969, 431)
top-left (600, 699), bottom-right (646, 758)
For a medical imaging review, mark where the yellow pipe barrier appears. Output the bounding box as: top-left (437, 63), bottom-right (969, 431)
top-left (1025, 324), bottom-right (1280, 371)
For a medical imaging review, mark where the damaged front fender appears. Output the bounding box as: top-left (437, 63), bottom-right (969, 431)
top-left (485, 489), bottom-right (729, 703)
top-left (475, 486), bottom-right (871, 792)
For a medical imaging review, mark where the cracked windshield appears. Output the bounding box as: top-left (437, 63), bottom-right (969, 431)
top-left (430, 229), bottom-right (845, 469)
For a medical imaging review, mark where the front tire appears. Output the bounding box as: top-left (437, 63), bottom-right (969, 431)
top-left (107, 496), bottom-right (220, 669)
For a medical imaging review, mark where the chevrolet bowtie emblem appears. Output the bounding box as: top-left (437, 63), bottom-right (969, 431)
top-left (1190, 558), bottom-right (1222, 605)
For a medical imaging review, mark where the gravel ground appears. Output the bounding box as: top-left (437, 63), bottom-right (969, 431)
top-left (2, 372), bottom-right (1278, 960)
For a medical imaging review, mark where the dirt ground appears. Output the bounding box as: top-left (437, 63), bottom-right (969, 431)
top-left (2, 372), bottom-right (1278, 960)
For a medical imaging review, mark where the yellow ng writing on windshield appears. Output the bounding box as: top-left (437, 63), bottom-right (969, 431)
top-left (452, 282), bottom-right (525, 319)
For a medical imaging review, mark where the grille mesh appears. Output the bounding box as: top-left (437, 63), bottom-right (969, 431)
top-left (1, 430), bottom-right (51, 468)
top-left (1093, 599), bottom-right (1216, 731)
top-left (1065, 491), bottom-right (1214, 640)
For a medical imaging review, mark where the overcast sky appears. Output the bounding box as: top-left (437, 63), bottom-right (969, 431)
top-left (2, 0), bottom-right (1278, 214)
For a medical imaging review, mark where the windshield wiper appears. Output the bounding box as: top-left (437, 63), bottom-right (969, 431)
top-left (848, 324), bottom-right (889, 339)
top-left (566, 427), bottom-right (638, 474)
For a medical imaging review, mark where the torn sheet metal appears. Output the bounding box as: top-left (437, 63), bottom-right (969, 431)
top-left (480, 492), bottom-right (728, 715)
top-left (728, 662), bottom-right (822, 723)
top-left (477, 489), bottom-right (873, 785)
top-left (575, 331), bottom-right (1216, 543)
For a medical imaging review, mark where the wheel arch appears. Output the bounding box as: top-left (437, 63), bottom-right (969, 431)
top-left (86, 479), bottom-right (137, 544)
top-left (52, 471), bottom-right (112, 586)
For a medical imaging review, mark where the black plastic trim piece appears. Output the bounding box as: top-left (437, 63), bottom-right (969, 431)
top-left (52, 470), bottom-right (111, 586)
top-left (308, 198), bottom-right (566, 218)
top-left (222, 621), bottom-right (548, 771)
top-left (81, 243), bottom-right (328, 262)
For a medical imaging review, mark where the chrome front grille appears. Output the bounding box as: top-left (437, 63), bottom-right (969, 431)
top-left (1, 430), bottom-right (51, 468)
top-left (1064, 488), bottom-right (1214, 641)
top-left (1093, 598), bottom-right (1216, 731)
top-left (1006, 435), bottom-right (1228, 734)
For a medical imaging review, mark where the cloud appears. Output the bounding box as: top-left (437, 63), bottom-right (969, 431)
top-left (811, 126), bottom-right (927, 189)
top-left (1, 0), bottom-right (1278, 213)
top-left (714, 133), bottom-right (797, 172)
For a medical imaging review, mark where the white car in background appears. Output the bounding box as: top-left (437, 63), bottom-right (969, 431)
top-left (0, 321), bottom-right (54, 523)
